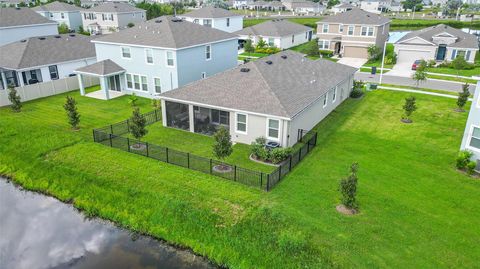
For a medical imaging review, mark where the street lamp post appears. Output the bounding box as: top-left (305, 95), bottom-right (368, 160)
top-left (379, 41), bottom-right (387, 85)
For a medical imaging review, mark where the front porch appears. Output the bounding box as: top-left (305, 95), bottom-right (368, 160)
top-left (75, 59), bottom-right (126, 100)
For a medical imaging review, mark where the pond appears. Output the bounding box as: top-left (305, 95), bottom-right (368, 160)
top-left (0, 178), bottom-right (215, 269)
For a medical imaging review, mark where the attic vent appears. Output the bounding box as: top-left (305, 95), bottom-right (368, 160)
top-left (171, 17), bottom-right (183, 22)
top-left (114, 5), bottom-right (117, 8)
top-left (69, 34), bottom-right (76, 37)
top-left (54, 35), bottom-right (61, 38)
top-left (20, 39), bottom-right (27, 43)
top-left (265, 60), bottom-right (273, 65)
top-left (281, 55), bottom-right (287, 59)
top-left (38, 37), bottom-right (46, 40)
top-left (240, 68), bottom-right (250, 73)
top-left (155, 19), bottom-right (162, 23)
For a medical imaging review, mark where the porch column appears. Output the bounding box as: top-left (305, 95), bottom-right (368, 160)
top-left (17, 72), bottom-right (24, 87)
top-left (77, 74), bottom-right (85, 96)
top-left (188, 104), bottom-right (194, 133)
top-left (0, 71), bottom-right (6, 90)
top-left (100, 76), bottom-right (110, 100)
top-left (161, 99), bottom-right (167, 126)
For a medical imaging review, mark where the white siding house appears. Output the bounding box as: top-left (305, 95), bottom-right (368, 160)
top-left (159, 51), bottom-right (356, 147)
top-left (80, 2), bottom-right (146, 34)
top-left (182, 6), bottom-right (243, 33)
top-left (460, 78), bottom-right (480, 170)
top-left (33, 1), bottom-right (84, 31)
top-left (0, 7), bottom-right (58, 46)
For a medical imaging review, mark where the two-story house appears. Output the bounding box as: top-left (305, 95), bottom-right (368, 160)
top-left (0, 7), bottom-right (58, 46)
top-left (235, 19), bottom-right (313, 50)
top-left (0, 33), bottom-right (96, 90)
top-left (460, 78), bottom-right (480, 171)
top-left (316, 8), bottom-right (390, 59)
top-left (181, 6), bottom-right (243, 33)
top-left (80, 2), bottom-right (146, 34)
top-left (394, 24), bottom-right (478, 68)
top-left (75, 16), bottom-right (238, 100)
top-left (33, 1), bottom-right (84, 31)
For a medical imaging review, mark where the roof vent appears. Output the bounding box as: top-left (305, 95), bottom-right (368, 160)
top-left (281, 55), bottom-right (287, 59)
top-left (54, 35), bottom-right (61, 38)
top-left (38, 37), bottom-right (46, 40)
top-left (240, 68), bottom-right (250, 73)
top-left (20, 39), bottom-right (27, 43)
top-left (15, 7), bottom-right (20, 10)
top-left (155, 19), bottom-right (162, 23)
top-left (69, 34), bottom-right (76, 37)
top-left (265, 60), bottom-right (273, 65)
top-left (171, 17), bottom-right (183, 22)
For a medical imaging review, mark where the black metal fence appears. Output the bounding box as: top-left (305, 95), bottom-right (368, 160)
top-left (92, 110), bottom-right (318, 191)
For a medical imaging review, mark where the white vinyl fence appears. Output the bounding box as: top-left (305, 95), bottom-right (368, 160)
top-left (0, 76), bottom-right (99, 107)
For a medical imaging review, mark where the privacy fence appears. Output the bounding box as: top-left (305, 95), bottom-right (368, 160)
top-left (92, 109), bottom-right (318, 191)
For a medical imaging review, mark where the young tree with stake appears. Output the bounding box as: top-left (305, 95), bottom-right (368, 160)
top-left (129, 107), bottom-right (148, 148)
top-left (456, 83), bottom-right (470, 112)
top-left (402, 96), bottom-right (417, 123)
top-left (339, 162), bottom-right (359, 212)
top-left (412, 61), bottom-right (427, 89)
top-left (63, 96), bottom-right (80, 129)
top-left (7, 84), bottom-right (22, 113)
top-left (212, 127), bottom-right (233, 169)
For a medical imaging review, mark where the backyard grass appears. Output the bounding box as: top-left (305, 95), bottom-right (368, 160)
top-left (1, 88), bottom-right (480, 268)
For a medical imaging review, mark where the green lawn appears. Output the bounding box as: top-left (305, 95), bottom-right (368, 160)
top-left (426, 74), bottom-right (477, 84)
top-left (238, 52), bottom-right (269, 58)
top-left (428, 66), bottom-right (480, 77)
top-left (380, 83), bottom-right (468, 97)
top-left (1, 89), bottom-right (480, 268)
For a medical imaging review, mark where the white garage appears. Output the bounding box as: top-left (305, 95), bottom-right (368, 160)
top-left (397, 49), bottom-right (431, 65)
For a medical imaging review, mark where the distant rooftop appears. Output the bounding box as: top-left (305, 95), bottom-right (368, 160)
top-left (235, 19), bottom-right (312, 37)
top-left (86, 2), bottom-right (144, 13)
top-left (321, 8), bottom-right (390, 25)
top-left (0, 7), bottom-right (57, 28)
top-left (397, 24), bottom-right (479, 49)
top-left (183, 6), bottom-right (241, 18)
top-left (33, 1), bottom-right (83, 12)
top-left (94, 16), bottom-right (237, 49)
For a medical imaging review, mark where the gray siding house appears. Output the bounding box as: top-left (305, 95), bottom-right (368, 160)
top-left (76, 16), bottom-right (238, 99)
top-left (159, 51), bottom-right (356, 147)
top-left (80, 2), bottom-right (146, 34)
top-left (460, 78), bottom-right (480, 170)
top-left (0, 7), bottom-right (58, 46)
top-left (33, 1), bottom-right (84, 31)
top-left (181, 6), bottom-right (243, 33)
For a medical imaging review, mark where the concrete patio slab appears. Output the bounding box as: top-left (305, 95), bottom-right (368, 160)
top-left (86, 90), bottom-right (125, 100)
top-left (337, 57), bottom-right (368, 68)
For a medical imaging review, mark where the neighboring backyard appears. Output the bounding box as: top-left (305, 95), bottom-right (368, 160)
top-left (1, 88), bottom-right (479, 268)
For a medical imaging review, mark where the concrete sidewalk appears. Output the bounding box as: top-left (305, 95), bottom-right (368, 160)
top-left (354, 72), bottom-right (476, 93)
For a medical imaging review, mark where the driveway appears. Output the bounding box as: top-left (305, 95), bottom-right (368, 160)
top-left (337, 57), bottom-right (368, 68)
top-left (388, 62), bottom-right (414, 77)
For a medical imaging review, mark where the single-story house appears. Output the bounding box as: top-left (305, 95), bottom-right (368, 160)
top-left (181, 6), bottom-right (243, 33)
top-left (33, 1), bottom-right (84, 31)
top-left (159, 50), bottom-right (357, 147)
top-left (394, 24), bottom-right (479, 67)
top-left (330, 3), bottom-right (354, 14)
top-left (460, 77), bottom-right (480, 171)
top-left (291, 1), bottom-right (325, 14)
top-left (0, 33), bottom-right (96, 90)
top-left (235, 19), bottom-right (313, 49)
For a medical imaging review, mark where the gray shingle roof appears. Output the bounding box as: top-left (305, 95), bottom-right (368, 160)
top-left (321, 8), bottom-right (390, 25)
top-left (32, 1), bottom-right (83, 12)
top-left (93, 16), bottom-right (237, 49)
top-left (161, 50), bottom-right (357, 119)
top-left (0, 7), bottom-right (57, 28)
top-left (86, 2), bottom-right (143, 13)
top-left (396, 24), bottom-right (479, 49)
top-left (234, 19), bottom-right (312, 37)
top-left (75, 59), bottom-right (124, 76)
top-left (0, 34), bottom-right (96, 69)
top-left (183, 6), bottom-right (240, 18)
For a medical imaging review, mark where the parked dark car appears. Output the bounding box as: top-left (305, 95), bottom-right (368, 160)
top-left (411, 60), bottom-right (423, 70)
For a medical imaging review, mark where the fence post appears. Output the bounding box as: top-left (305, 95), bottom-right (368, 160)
top-left (307, 140), bottom-right (311, 152)
top-left (126, 119), bottom-right (130, 132)
top-left (266, 174), bottom-right (270, 191)
top-left (279, 165), bottom-right (282, 179)
top-left (110, 124), bottom-right (113, 134)
top-left (314, 132), bottom-right (318, 146)
top-left (210, 159), bottom-right (213, 174)
top-left (146, 142), bottom-right (149, 157)
top-left (154, 109), bottom-right (158, 121)
top-left (109, 133), bottom-right (113, 147)
top-left (187, 153), bottom-right (190, 168)
top-left (289, 156), bottom-right (292, 171)
top-left (166, 147), bottom-right (169, 163)
top-left (298, 147), bottom-right (302, 161)
top-left (92, 130), bottom-right (96, 142)
top-left (260, 173), bottom-right (263, 189)
top-left (234, 165), bottom-right (237, 181)
top-left (127, 138), bottom-right (130, 152)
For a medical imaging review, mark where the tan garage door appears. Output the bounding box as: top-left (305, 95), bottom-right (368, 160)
top-left (344, 46), bottom-right (368, 58)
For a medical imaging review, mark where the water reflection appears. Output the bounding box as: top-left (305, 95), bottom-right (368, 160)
top-left (0, 179), bottom-right (214, 269)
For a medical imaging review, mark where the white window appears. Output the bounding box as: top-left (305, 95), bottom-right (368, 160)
top-left (348, 25), bottom-right (354, 35)
top-left (141, 76), bottom-right (148, 91)
top-left (121, 47), bottom-right (131, 58)
top-left (339, 24), bottom-right (343, 33)
top-left (292, 35), bottom-right (294, 43)
top-left (267, 119), bottom-right (279, 139)
top-left (193, 19), bottom-right (199, 24)
top-left (318, 40), bottom-right (330, 50)
top-left (154, 77), bottom-right (161, 93)
top-left (211, 110), bottom-right (229, 125)
top-left (205, 45), bottom-right (211, 60)
top-left (133, 75), bottom-right (140, 90)
top-left (203, 19), bottom-right (212, 27)
top-left (126, 74), bottom-right (133, 88)
top-left (236, 113), bottom-right (247, 133)
top-left (268, 38), bottom-right (274, 47)
top-left (48, 65), bottom-right (58, 80)
top-left (368, 27), bottom-right (374, 36)
top-left (322, 24), bottom-right (329, 33)
top-left (201, 72), bottom-right (206, 79)
top-left (332, 87), bottom-right (337, 102)
top-left (145, 49), bottom-right (153, 64)
top-left (323, 93), bottom-right (328, 108)
top-left (469, 126), bottom-right (480, 150)
top-left (166, 51), bottom-right (174, 67)
top-left (226, 18), bottom-right (230, 27)
top-left (61, 13), bottom-right (64, 19)
top-left (361, 26), bottom-right (374, 36)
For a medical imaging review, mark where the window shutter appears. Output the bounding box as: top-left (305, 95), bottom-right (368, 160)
top-left (451, 49), bottom-right (456, 60)
top-left (466, 50), bottom-right (471, 61)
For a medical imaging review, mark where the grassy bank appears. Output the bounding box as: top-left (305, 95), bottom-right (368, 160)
top-left (1, 89), bottom-right (480, 268)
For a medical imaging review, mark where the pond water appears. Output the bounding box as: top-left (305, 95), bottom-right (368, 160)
top-left (0, 178), bottom-right (215, 269)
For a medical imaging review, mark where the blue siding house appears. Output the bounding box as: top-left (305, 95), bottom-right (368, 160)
top-left (76, 16), bottom-right (238, 100)
top-left (460, 78), bottom-right (480, 170)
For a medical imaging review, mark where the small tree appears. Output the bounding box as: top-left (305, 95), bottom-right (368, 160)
top-left (402, 96), bottom-right (417, 123)
top-left (151, 99), bottom-right (161, 110)
top-left (456, 83), bottom-right (470, 112)
top-left (244, 39), bottom-right (255, 54)
top-left (412, 68), bottom-right (427, 88)
top-left (129, 107), bottom-right (148, 142)
top-left (58, 23), bottom-right (69, 34)
top-left (304, 39), bottom-right (319, 58)
top-left (339, 162), bottom-right (359, 210)
top-left (256, 37), bottom-right (267, 50)
top-left (212, 127), bottom-right (233, 162)
top-left (63, 96), bottom-right (80, 129)
top-left (7, 84), bottom-right (22, 112)
top-left (128, 93), bottom-right (138, 107)
top-left (367, 45), bottom-right (381, 61)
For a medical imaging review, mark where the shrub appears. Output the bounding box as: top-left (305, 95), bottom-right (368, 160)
top-left (63, 96), bottom-right (80, 129)
top-left (456, 83), bottom-right (470, 111)
top-left (213, 127), bottom-right (233, 161)
top-left (151, 99), bottom-right (161, 110)
top-left (256, 37), bottom-right (267, 50)
top-left (367, 45), bottom-right (381, 61)
top-left (350, 88), bottom-right (364, 98)
top-left (7, 84), bottom-right (22, 112)
top-left (467, 161), bottom-right (477, 175)
top-left (456, 150), bottom-right (473, 170)
top-left (402, 96), bottom-right (417, 122)
top-left (128, 93), bottom-right (138, 107)
top-left (303, 38), bottom-right (319, 57)
top-left (127, 22), bottom-right (135, 28)
top-left (244, 39), bottom-right (255, 53)
top-left (270, 147), bottom-right (292, 164)
top-left (452, 56), bottom-right (474, 70)
top-left (58, 23), bottom-right (69, 34)
top-left (384, 52), bottom-right (397, 65)
top-left (129, 107), bottom-right (148, 141)
top-left (339, 162), bottom-right (359, 210)
top-left (319, 50), bottom-right (333, 58)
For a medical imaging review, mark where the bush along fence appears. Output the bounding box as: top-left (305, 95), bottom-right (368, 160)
top-left (92, 110), bottom-right (318, 191)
